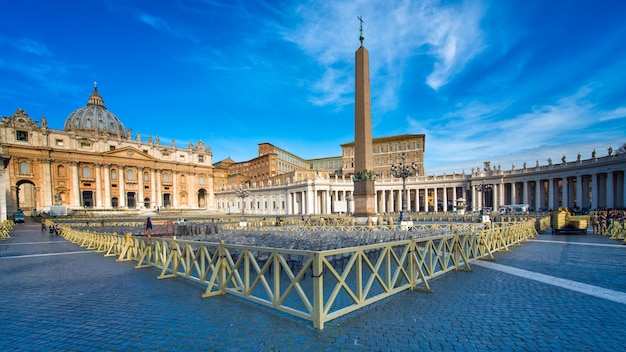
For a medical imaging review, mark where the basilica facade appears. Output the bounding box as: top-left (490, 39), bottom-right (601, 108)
top-left (0, 85), bottom-right (214, 219)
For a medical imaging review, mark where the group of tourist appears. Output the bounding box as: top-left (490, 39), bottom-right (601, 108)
top-left (42, 223), bottom-right (60, 235)
top-left (590, 209), bottom-right (626, 235)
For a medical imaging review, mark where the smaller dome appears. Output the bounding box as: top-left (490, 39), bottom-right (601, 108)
top-left (64, 84), bottom-right (127, 137)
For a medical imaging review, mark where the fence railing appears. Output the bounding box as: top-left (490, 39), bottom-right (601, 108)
top-left (605, 220), bottom-right (626, 243)
top-left (60, 220), bottom-right (538, 329)
top-left (1, 220), bottom-right (14, 238)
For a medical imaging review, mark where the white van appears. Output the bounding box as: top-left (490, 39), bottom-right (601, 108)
top-left (498, 204), bottom-right (529, 215)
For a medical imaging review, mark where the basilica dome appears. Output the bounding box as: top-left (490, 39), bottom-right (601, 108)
top-left (64, 84), bottom-right (127, 137)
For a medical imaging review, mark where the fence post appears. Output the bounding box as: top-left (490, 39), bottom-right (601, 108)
top-left (312, 252), bottom-right (324, 330)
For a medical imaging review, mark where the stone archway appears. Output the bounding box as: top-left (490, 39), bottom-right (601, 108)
top-left (198, 188), bottom-right (207, 208)
top-left (16, 180), bottom-right (36, 211)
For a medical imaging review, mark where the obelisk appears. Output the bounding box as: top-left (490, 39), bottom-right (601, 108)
top-left (352, 17), bottom-right (376, 219)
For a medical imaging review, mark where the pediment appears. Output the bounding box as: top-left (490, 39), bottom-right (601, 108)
top-left (104, 146), bottom-right (156, 161)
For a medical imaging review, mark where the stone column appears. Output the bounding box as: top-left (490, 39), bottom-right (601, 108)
top-left (441, 185), bottom-right (448, 213)
top-left (561, 177), bottom-right (568, 208)
top-left (424, 188), bottom-right (430, 213)
top-left (95, 164), bottom-right (103, 208)
top-left (522, 181), bottom-right (528, 205)
top-left (138, 169), bottom-right (144, 208)
top-left (452, 186), bottom-right (457, 212)
top-left (510, 182), bottom-right (516, 204)
top-left (38, 158), bottom-right (53, 208)
top-left (104, 164), bottom-right (111, 208)
top-left (0, 166), bottom-right (7, 220)
top-left (156, 169), bottom-right (162, 208)
top-left (70, 162), bottom-right (80, 208)
top-left (189, 172), bottom-right (197, 208)
top-left (172, 171), bottom-right (178, 208)
top-left (535, 180), bottom-right (542, 211)
top-left (415, 188), bottom-right (421, 212)
top-left (607, 171), bottom-right (614, 208)
top-left (548, 178), bottom-right (555, 210)
top-left (150, 169), bottom-right (157, 208)
top-left (118, 166), bottom-right (126, 208)
top-left (576, 175), bottom-right (582, 209)
top-left (591, 173), bottom-right (598, 210)
top-left (622, 169), bottom-right (626, 208)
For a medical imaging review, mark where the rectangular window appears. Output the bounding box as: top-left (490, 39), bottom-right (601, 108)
top-left (16, 131), bottom-right (28, 141)
top-left (55, 139), bottom-right (64, 146)
top-left (80, 142), bottom-right (91, 149)
top-left (110, 146), bottom-right (115, 151)
top-left (162, 152), bottom-right (170, 158)
top-left (19, 162), bottom-right (30, 175)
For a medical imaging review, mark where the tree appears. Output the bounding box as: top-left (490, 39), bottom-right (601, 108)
top-left (616, 143), bottom-right (626, 155)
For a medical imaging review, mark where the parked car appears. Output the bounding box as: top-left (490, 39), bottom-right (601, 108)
top-left (13, 211), bottom-right (25, 223)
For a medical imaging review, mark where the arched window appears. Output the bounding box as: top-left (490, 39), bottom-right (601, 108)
top-left (180, 174), bottom-right (186, 184)
top-left (163, 172), bottom-right (170, 183)
top-left (127, 169), bottom-right (134, 180)
top-left (143, 172), bottom-right (149, 182)
top-left (57, 165), bottom-right (65, 177)
top-left (111, 169), bottom-right (117, 180)
top-left (19, 162), bottom-right (30, 175)
top-left (82, 166), bottom-right (91, 178)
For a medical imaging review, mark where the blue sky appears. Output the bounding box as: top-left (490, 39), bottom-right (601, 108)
top-left (1, 0), bottom-right (625, 174)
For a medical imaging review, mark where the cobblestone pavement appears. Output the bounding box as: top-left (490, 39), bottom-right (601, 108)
top-left (1, 219), bottom-right (625, 351)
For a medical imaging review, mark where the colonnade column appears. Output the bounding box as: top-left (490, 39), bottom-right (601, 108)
top-left (623, 169), bottom-right (626, 208)
top-left (415, 188), bottom-right (421, 212)
top-left (561, 177), bottom-right (568, 208)
top-left (576, 176), bottom-right (582, 209)
top-left (522, 181), bottom-right (528, 205)
top-left (535, 180), bottom-right (541, 211)
top-left (511, 183), bottom-right (517, 204)
top-left (441, 186), bottom-right (448, 213)
top-left (591, 174), bottom-right (597, 210)
top-left (424, 188), bottom-right (430, 213)
top-left (451, 186), bottom-right (457, 212)
top-left (607, 172), bottom-right (614, 208)
top-left (548, 178), bottom-right (554, 209)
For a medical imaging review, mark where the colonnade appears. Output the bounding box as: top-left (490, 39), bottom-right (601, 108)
top-left (216, 154), bottom-right (626, 216)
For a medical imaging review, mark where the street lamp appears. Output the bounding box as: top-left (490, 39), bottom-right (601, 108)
top-left (235, 188), bottom-right (250, 221)
top-left (474, 181), bottom-right (493, 216)
top-left (390, 153), bottom-right (418, 222)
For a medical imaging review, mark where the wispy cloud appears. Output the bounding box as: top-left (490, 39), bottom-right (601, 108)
top-left (278, 0), bottom-right (486, 110)
top-left (420, 84), bottom-right (626, 173)
top-left (0, 36), bottom-right (52, 56)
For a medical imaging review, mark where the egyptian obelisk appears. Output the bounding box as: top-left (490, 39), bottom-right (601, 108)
top-left (352, 17), bottom-right (376, 219)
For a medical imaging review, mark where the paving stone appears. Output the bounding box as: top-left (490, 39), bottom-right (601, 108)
top-left (2, 219), bottom-right (626, 351)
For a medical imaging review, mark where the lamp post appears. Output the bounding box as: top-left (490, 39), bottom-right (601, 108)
top-left (474, 181), bottom-right (493, 216)
top-left (235, 188), bottom-right (250, 221)
top-left (390, 153), bottom-right (418, 222)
